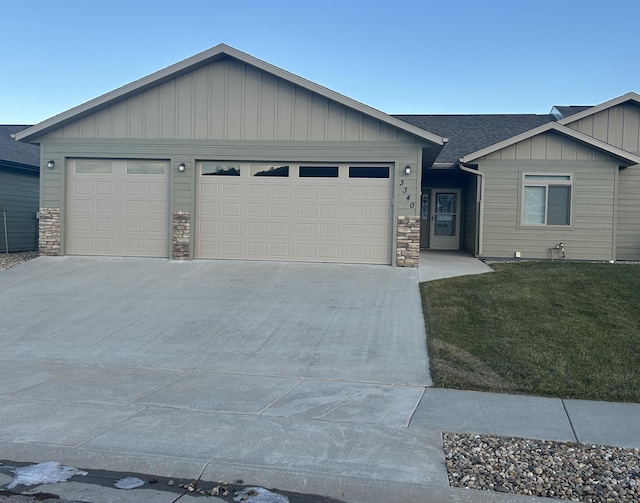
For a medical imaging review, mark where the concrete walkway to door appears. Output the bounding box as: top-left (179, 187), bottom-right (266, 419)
top-left (418, 250), bottom-right (494, 282)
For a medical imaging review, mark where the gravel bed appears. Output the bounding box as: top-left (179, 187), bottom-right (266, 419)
top-left (0, 252), bottom-right (39, 272)
top-left (444, 432), bottom-right (640, 502)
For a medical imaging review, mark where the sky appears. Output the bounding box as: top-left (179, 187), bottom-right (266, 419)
top-left (1, 0), bottom-right (638, 125)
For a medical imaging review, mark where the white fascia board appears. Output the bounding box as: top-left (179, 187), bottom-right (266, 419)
top-left (461, 122), bottom-right (640, 165)
top-left (16, 44), bottom-right (445, 146)
top-left (557, 92), bottom-right (640, 126)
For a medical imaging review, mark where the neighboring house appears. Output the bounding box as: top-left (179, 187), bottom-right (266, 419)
top-left (14, 44), bottom-right (640, 265)
top-left (16, 44), bottom-right (445, 267)
top-left (0, 125), bottom-right (39, 253)
top-left (398, 92), bottom-right (640, 261)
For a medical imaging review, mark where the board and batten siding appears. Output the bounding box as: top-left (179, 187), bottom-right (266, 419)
top-left (476, 131), bottom-right (620, 260)
top-left (616, 164), bottom-right (640, 260)
top-left (44, 57), bottom-right (414, 144)
top-left (0, 169), bottom-right (39, 252)
top-left (564, 102), bottom-right (640, 154)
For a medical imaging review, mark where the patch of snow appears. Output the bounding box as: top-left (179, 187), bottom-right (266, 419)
top-left (7, 461), bottom-right (88, 489)
top-left (114, 476), bottom-right (145, 489)
top-left (233, 486), bottom-right (289, 503)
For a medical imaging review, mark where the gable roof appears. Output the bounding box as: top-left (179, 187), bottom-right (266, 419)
top-left (394, 114), bottom-right (556, 163)
top-left (0, 125), bottom-right (39, 171)
top-left (16, 44), bottom-right (445, 146)
top-left (557, 92), bottom-right (640, 126)
top-left (460, 121), bottom-right (640, 165)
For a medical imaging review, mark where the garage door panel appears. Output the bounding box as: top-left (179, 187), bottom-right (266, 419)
top-left (67, 159), bottom-right (168, 257)
top-left (270, 223), bottom-right (290, 236)
top-left (272, 186), bottom-right (290, 198)
top-left (95, 200), bottom-right (114, 214)
top-left (222, 203), bottom-right (242, 217)
top-left (95, 219), bottom-right (113, 232)
top-left (248, 242), bottom-right (267, 256)
top-left (249, 185), bottom-right (268, 198)
top-left (73, 199), bottom-right (93, 213)
top-left (269, 243), bottom-right (289, 257)
top-left (222, 241), bottom-right (242, 256)
top-left (197, 162), bottom-right (391, 264)
top-left (126, 182), bottom-right (145, 196)
top-left (271, 204), bottom-right (290, 217)
top-left (95, 182), bottom-right (114, 194)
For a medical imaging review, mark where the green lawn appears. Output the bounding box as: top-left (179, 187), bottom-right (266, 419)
top-left (420, 262), bottom-right (640, 402)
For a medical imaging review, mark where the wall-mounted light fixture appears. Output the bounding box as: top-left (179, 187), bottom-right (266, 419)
top-left (47, 160), bottom-right (55, 169)
top-left (405, 165), bottom-right (411, 174)
top-left (178, 163), bottom-right (186, 172)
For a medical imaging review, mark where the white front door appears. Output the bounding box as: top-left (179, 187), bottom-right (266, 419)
top-left (429, 189), bottom-right (461, 250)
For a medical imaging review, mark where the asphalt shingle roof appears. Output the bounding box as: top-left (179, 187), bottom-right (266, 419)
top-left (393, 114), bottom-right (557, 163)
top-left (0, 125), bottom-right (39, 168)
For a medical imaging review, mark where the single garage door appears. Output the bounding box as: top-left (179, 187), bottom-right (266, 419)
top-left (67, 159), bottom-right (169, 257)
top-left (196, 162), bottom-right (392, 264)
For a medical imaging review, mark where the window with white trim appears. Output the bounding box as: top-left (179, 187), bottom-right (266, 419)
top-left (522, 174), bottom-right (572, 226)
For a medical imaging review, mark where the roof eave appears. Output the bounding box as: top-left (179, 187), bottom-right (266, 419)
top-left (16, 44), bottom-right (445, 146)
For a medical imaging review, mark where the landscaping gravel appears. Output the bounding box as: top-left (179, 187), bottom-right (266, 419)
top-left (0, 252), bottom-right (38, 272)
top-left (444, 432), bottom-right (640, 502)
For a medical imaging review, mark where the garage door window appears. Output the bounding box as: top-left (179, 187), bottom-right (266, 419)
top-left (349, 166), bottom-right (389, 178)
top-left (126, 161), bottom-right (166, 175)
top-left (202, 163), bottom-right (240, 176)
top-left (75, 161), bottom-right (113, 174)
top-left (251, 164), bottom-right (289, 177)
top-left (299, 166), bottom-right (339, 177)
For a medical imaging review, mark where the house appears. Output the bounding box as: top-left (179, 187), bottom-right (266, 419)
top-left (398, 92), bottom-right (640, 261)
top-left (0, 125), bottom-right (39, 253)
top-left (15, 44), bottom-right (640, 265)
top-left (15, 44), bottom-right (445, 266)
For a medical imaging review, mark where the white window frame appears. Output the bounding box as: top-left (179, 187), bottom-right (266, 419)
top-left (520, 173), bottom-right (573, 227)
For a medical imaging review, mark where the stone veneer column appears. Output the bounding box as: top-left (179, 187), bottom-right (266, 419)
top-left (396, 216), bottom-right (420, 267)
top-left (39, 208), bottom-right (61, 255)
top-left (172, 211), bottom-right (191, 260)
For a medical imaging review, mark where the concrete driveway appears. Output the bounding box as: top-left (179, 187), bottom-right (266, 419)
top-left (1, 256), bottom-right (430, 385)
top-left (0, 257), bottom-right (442, 502)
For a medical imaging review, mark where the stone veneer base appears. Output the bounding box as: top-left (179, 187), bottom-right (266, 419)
top-left (396, 216), bottom-right (420, 267)
top-left (172, 210), bottom-right (191, 260)
top-left (39, 208), bottom-right (61, 256)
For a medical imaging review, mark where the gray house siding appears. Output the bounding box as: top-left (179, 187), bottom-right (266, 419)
top-left (564, 102), bottom-right (640, 154)
top-left (0, 167), bottom-right (39, 252)
top-left (616, 165), bottom-right (640, 260)
top-left (475, 130), bottom-right (623, 261)
top-left (45, 58), bottom-right (411, 144)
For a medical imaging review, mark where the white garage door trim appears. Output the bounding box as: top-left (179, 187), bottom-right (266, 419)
top-left (67, 159), bottom-right (170, 257)
top-left (196, 161), bottom-right (393, 264)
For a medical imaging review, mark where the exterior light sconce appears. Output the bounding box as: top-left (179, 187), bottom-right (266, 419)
top-left (47, 160), bottom-right (55, 169)
top-left (404, 165), bottom-right (411, 174)
top-left (178, 163), bottom-right (186, 172)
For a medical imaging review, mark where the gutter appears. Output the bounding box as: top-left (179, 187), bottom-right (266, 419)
top-left (458, 160), bottom-right (485, 256)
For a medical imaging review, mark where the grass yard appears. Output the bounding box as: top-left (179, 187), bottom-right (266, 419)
top-left (420, 262), bottom-right (640, 403)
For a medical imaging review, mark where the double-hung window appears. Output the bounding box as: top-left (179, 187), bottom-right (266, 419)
top-left (522, 174), bottom-right (572, 226)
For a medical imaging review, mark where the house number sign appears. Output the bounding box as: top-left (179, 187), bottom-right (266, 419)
top-left (399, 179), bottom-right (415, 208)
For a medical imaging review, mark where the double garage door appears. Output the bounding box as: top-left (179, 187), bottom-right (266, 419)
top-left (196, 162), bottom-right (392, 264)
top-left (67, 159), bottom-right (393, 264)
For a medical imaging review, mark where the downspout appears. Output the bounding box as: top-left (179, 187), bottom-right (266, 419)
top-left (1, 207), bottom-right (8, 254)
top-left (458, 161), bottom-right (485, 256)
